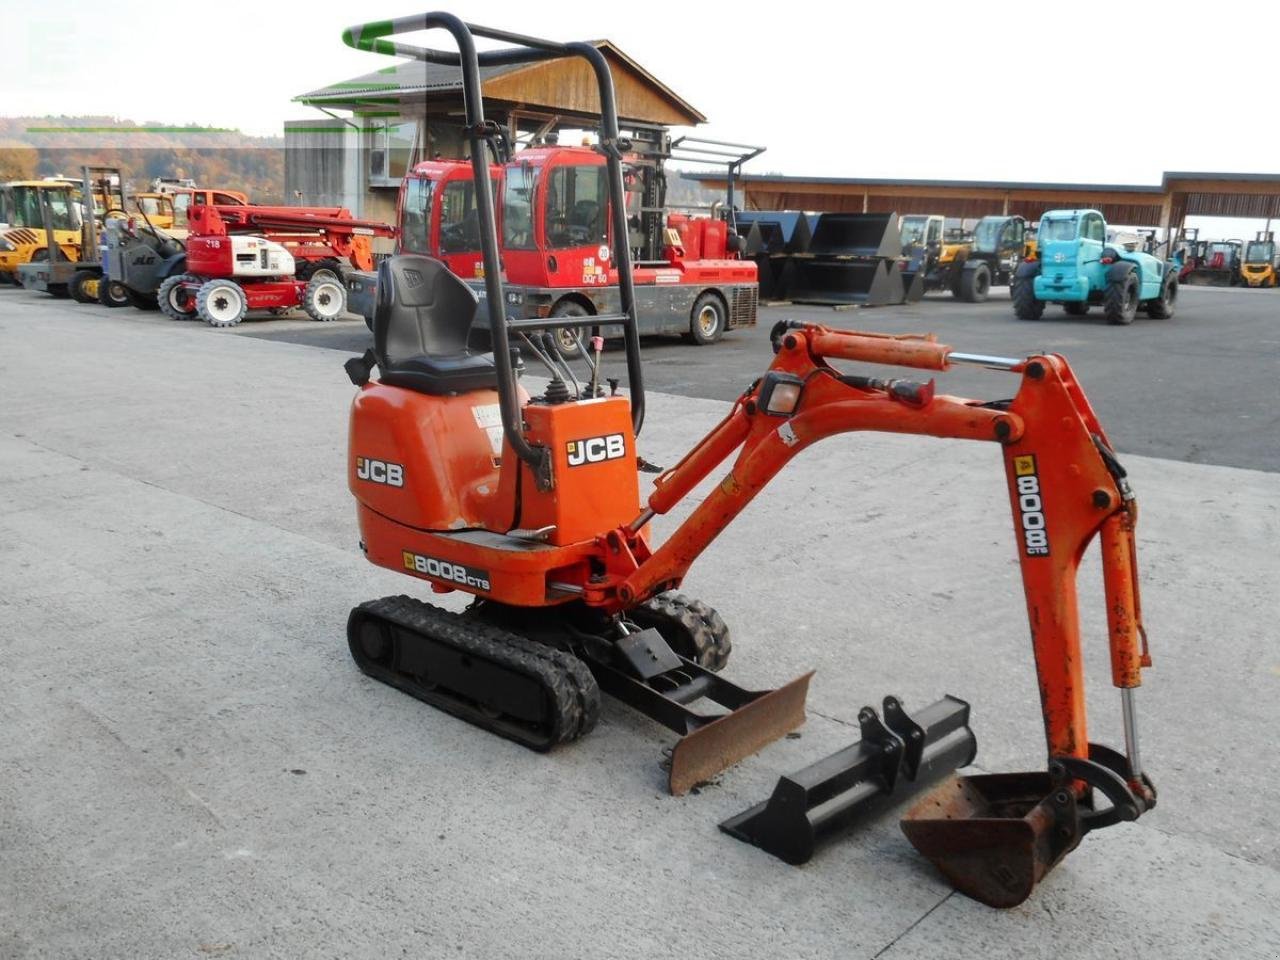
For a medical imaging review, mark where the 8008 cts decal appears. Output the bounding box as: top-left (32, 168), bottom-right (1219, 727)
top-left (566, 433), bottom-right (626, 467)
top-left (1012, 454), bottom-right (1050, 557)
top-left (402, 551), bottom-right (491, 591)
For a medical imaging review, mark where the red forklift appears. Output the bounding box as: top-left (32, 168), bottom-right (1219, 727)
top-left (346, 136), bottom-right (762, 354)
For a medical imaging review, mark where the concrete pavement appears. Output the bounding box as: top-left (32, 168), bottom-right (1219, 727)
top-left (1, 292), bottom-right (1277, 959)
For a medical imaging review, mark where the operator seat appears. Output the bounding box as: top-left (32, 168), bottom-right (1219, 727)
top-left (372, 255), bottom-right (517, 395)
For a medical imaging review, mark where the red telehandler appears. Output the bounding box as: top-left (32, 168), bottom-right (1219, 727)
top-left (339, 14), bottom-right (1157, 909)
top-left (158, 204), bottom-right (396, 327)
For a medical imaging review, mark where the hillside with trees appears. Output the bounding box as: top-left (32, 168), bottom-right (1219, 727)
top-left (0, 117), bottom-right (284, 202)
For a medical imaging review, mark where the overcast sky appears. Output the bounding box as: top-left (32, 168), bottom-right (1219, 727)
top-left (9, 0), bottom-right (1279, 234)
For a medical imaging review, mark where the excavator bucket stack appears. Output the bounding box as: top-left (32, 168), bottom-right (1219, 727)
top-left (807, 213), bottom-right (903, 259)
top-left (781, 213), bottom-right (907, 305)
top-left (783, 257), bottom-right (904, 305)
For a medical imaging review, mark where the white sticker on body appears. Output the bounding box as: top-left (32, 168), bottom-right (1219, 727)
top-left (472, 403), bottom-right (504, 455)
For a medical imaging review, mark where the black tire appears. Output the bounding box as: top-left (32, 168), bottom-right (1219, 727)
top-left (548, 300), bottom-right (590, 359)
top-left (30, 248), bottom-right (50, 262)
top-left (1104, 267), bottom-right (1139, 325)
top-left (1013, 275), bottom-right (1045, 320)
top-left (124, 286), bottom-right (158, 310)
top-left (296, 257), bottom-right (343, 282)
top-left (158, 273), bottom-right (199, 321)
top-left (303, 274), bottom-right (346, 321)
top-left (688, 292), bottom-right (726, 345)
top-left (1145, 275), bottom-right (1177, 319)
top-left (99, 278), bottom-right (132, 308)
top-left (1063, 301), bottom-right (1090, 316)
top-left (70, 269), bottom-right (99, 304)
top-left (196, 278), bottom-right (247, 327)
top-left (364, 315), bottom-right (374, 332)
top-left (959, 262), bottom-right (991, 303)
top-left (628, 592), bottom-right (732, 672)
top-left (48, 285), bottom-right (71, 299)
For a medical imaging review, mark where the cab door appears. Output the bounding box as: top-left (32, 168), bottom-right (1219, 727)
top-left (538, 156), bottom-right (612, 288)
top-left (1079, 212), bottom-right (1106, 287)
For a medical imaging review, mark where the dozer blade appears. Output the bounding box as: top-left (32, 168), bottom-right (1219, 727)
top-left (721, 696), bottom-right (976, 864)
top-left (582, 626), bottom-right (812, 795)
top-left (900, 772), bottom-right (1082, 908)
top-left (668, 671), bottom-right (812, 795)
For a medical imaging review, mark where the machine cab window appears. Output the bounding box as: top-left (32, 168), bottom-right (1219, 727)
top-left (502, 163), bottom-right (538, 250)
top-left (399, 176), bottom-right (433, 255)
top-left (544, 163), bottom-right (608, 249)
top-left (439, 178), bottom-right (497, 254)
top-left (1082, 213), bottom-right (1105, 243)
top-left (1040, 217), bottom-right (1078, 242)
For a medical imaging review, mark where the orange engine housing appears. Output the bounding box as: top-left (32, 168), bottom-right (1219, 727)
top-left (349, 383), bottom-right (516, 532)
top-left (349, 382), bottom-right (643, 604)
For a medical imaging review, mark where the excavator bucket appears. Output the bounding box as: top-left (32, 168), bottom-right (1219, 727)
top-left (808, 213), bottom-right (903, 258)
top-left (721, 696), bottom-right (976, 863)
top-left (900, 771), bottom-right (1082, 908)
top-left (783, 257), bottom-right (905, 306)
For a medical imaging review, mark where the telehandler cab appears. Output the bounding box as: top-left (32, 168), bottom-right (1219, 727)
top-left (341, 13), bottom-right (1157, 909)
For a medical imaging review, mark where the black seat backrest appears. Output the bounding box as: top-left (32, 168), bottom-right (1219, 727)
top-left (373, 255), bottom-right (478, 366)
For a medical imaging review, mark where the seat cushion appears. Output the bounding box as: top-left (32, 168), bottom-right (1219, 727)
top-left (380, 352), bottom-right (500, 396)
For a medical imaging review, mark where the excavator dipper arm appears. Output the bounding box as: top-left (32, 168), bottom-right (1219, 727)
top-left (595, 321), bottom-right (1154, 905)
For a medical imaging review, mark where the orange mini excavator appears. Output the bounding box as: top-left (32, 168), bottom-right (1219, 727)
top-left (340, 14), bottom-right (1156, 908)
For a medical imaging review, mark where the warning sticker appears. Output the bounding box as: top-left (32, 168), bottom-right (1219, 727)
top-left (472, 403), bottom-right (504, 455)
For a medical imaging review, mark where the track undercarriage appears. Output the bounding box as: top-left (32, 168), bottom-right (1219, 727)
top-left (348, 593), bottom-right (809, 793)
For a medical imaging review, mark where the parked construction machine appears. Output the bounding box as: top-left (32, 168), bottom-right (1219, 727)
top-left (339, 14), bottom-right (1157, 910)
top-left (1014, 209), bottom-right (1177, 324)
top-left (1183, 238), bottom-right (1242, 286)
top-left (900, 214), bottom-right (1029, 303)
top-left (17, 166), bottom-right (126, 301)
top-left (0, 179), bottom-right (84, 286)
top-left (157, 204), bottom-right (395, 326)
top-left (345, 133), bottom-right (760, 353)
top-left (1240, 232), bottom-right (1277, 287)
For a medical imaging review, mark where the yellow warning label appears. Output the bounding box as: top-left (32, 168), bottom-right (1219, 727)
top-left (1013, 455), bottom-right (1037, 476)
top-left (402, 550), bottom-right (416, 570)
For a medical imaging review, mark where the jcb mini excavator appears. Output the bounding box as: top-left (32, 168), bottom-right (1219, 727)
top-left (340, 13), bottom-right (1157, 909)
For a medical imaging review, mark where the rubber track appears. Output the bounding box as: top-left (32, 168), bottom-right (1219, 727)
top-left (349, 595), bottom-right (599, 749)
top-left (630, 592), bottom-right (732, 672)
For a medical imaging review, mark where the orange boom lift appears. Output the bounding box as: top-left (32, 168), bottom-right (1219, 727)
top-left (340, 13), bottom-right (1156, 908)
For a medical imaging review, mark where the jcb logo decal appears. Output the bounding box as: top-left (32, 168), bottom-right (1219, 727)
top-left (356, 456), bottom-right (404, 487)
top-left (402, 551), bottom-right (491, 592)
top-left (1012, 455), bottom-right (1050, 557)
top-left (566, 433), bottom-right (626, 467)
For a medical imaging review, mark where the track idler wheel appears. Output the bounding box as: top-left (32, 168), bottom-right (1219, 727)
top-left (900, 744), bottom-right (1156, 908)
